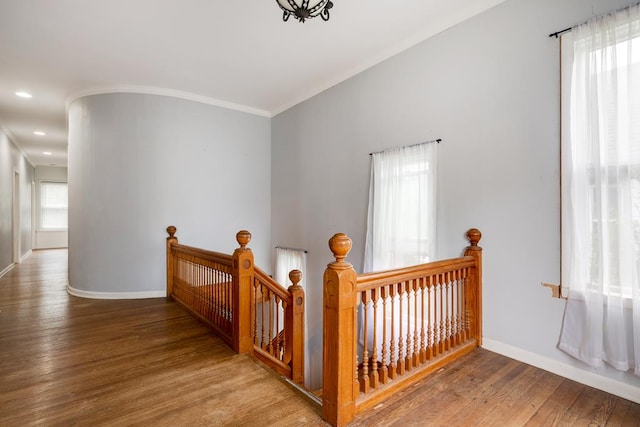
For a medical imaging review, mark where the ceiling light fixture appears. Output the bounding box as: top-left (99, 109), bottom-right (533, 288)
top-left (16, 91), bottom-right (32, 98)
top-left (43, 151), bottom-right (52, 155)
top-left (34, 131), bottom-right (46, 136)
top-left (276, 0), bottom-right (333, 23)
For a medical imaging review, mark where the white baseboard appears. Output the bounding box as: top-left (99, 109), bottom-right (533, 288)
top-left (67, 283), bottom-right (166, 300)
top-left (482, 338), bottom-right (640, 404)
top-left (20, 249), bottom-right (32, 263)
top-left (0, 263), bottom-right (15, 279)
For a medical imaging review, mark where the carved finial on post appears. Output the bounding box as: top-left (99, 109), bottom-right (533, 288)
top-left (329, 233), bottom-right (352, 264)
top-left (236, 230), bottom-right (252, 249)
top-left (289, 269), bottom-right (303, 288)
top-left (167, 225), bottom-right (177, 239)
top-left (466, 228), bottom-right (481, 247)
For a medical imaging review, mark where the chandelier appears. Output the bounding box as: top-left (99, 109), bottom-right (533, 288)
top-left (276, 0), bottom-right (334, 23)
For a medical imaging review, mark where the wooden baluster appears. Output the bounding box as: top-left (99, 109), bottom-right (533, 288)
top-left (231, 230), bottom-right (254, 354)
top-left (360, 290), bottom-right (370, 394)
top-left (278, 297), bottom-right (282, 357)
top-left (404, 281), bottom-right (412, 371)
top-left (455, 269), bottom-right (462, 346)
top-left (461, 267), bottom-right (469, 342)
top-left (397, 282), bottom-right (405, 376)
top-left (253, 279), bottom-right (259, 346)
top-left (228, 272), bottom-right (233, 323)
top-left (286, 269), bottom-right (304, 385)
top-left (445, 271), bottom-right (451, 352)
top-left (427, 276), bottom-right (434, 360)
top-left (197, 263), bottom-right (202, 315)
top-left (380, 286), bottom-right (389, 385)
top-left (412, 279), bottom-right (420, 368)
top-left (389, 282), bottom-right (397, 380)
top-left (261, 285), bottom-right (267, 350)
top-left (419, 279), bottom-right (426, 364)
top-left (433, 277), bottom-right (438, 350)
top-left (464, 229), bottom-right (483, 346)
top-left (267, 290), bottom-right (274, 354)
top-left (439, 273), bottom-right (446, 355)
top-left (370, 288), bottom-right (380, 390)
top-left (322, 233), bottom-right (357, 427)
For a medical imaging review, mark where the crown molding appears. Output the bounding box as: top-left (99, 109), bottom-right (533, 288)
top-left (66, 85), bottom-right (272, 118)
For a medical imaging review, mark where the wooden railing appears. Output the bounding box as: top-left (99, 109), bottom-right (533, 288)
top-left (322, 229), bottom-right (483, 426)
top-left (166, 226), bottom-right (305, 385)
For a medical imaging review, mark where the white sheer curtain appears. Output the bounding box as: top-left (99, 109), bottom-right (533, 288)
top-left (360, 142), bottom-right (438, 363)
top-left (364, 142), bottom-right (438, 272)
top-left (275, 247), bottom-right (306, 289)
top-left (559, 4), bottom-right (640, 376)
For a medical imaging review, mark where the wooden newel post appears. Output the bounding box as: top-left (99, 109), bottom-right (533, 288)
top-left (286, 269), bottom-right (305, 385)
top-left (463, 228), bottom-right (483, 347)
top-left (323, 233), bottom-right (358, 427)
top-left (166, 226), bottom-right (178, 300)
top-left (232, 230), bottom-right (255, 354)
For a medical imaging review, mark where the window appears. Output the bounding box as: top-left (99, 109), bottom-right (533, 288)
top-left (364, 141), bottom-right (437, 272)
top-left (558, 4), bottom-right (640, 375)
top-left (40, 181), bottom-right (68, 230)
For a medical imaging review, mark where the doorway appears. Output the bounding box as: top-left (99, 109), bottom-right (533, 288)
top-left (13, 170), bottom-right (20, 263)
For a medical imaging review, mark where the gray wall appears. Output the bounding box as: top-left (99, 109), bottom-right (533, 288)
top-left (0, 129), bottom-right (34, 273)
top-left (272, 0), bottom-right (640, 393)
top-left (68, 93), bottom-right (271, 297)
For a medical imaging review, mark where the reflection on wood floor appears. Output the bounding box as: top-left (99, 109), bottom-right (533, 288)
top-left (1, 249), bottom-right (638, 426)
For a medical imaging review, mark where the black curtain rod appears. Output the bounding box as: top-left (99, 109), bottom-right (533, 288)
top-left (549, 27), bottom-right (572, 38)
top-left (549, 1), bottom-right (640, 38)
top-left (370, 138), bottom-right (441, 156)
top-left (275, 245), bottom-right (308, 253)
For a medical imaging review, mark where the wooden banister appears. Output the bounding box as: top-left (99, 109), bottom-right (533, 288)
top-left (232, 230), bottom-right (254, 354)
top-left (165, 226), bottom-right (305, 385)
top-left (166, 225), bottom-right (178, 298)
top-left (322, 229), bottom-right (483, 427)
top-left (286, 269), bottom-right (305, 384)
top-left (322, 233), bottom-right (358, 427)
top-left (463, 228), bottom-right (483, 347)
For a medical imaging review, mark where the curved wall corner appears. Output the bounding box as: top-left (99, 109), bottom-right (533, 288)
top-left (67, 93), bottom-right (271, 298)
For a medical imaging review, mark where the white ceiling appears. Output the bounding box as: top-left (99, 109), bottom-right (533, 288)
top-left (0, 0), bottom-right (505, 167)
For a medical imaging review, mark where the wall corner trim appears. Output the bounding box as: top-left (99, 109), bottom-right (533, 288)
top-left (482, 338), bottom-right (640, 405)
top-left (20, 250), bottom-right (32, 263)
top-left (0, 263), bottom-right (15, 279)
top-left (66, 283), bottom-right (166, 300)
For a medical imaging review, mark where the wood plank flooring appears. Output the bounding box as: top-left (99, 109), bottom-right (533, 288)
top-left (0, 250), bottom-right (326, 426)
top-left (1, 250), bottom-right (639, 426)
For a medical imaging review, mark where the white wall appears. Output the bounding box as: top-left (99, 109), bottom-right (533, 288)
top-left (271, 0), bottom-right (640, 397)
top-left (0, 129), bottom-right (34, 275)
top-left (67, 93), bottom-right (271, 298)
top-left (35, 165), bottom-right (68, 249)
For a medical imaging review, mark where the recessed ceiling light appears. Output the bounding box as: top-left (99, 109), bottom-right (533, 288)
top-left (43, 151), bottom-right (52, 155)
top-left (16, 91), bottom-right (32, 98)
top-left (34, 131), bottom-right (46, 136)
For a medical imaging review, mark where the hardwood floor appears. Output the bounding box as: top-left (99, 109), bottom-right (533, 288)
top-left (0, 250), bottom-right (326, 426)
top-left (1, 250), bottom-right (638, 426)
